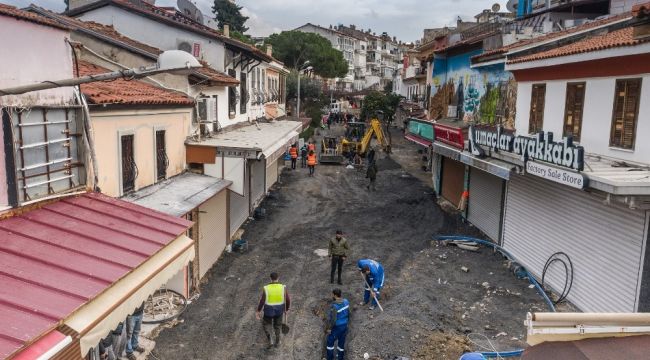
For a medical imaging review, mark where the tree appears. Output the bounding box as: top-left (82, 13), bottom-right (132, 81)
top-left (265, 31), bottom-right (348, 79)
top-left (361, 91), bottom-right (402, 123)
top-left (212, 0), bottom-right (249, 33)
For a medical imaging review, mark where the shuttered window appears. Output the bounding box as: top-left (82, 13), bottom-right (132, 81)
top-left (155, 130), bottom-right (168, 181)
top-left (563, 82), bottom-right (586, 142)
top-left (121, 134), bottom-right (136, 193)
top-left (240, 71), bottom-right (247, 114)
top-left (228, 69), bottom-right (237, 117)
top-left (529, 84), bottom-right (546, 134)
top-left (610, 78), bottom-right (641, 150)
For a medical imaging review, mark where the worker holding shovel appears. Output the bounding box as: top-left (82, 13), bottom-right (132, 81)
top-left (256, 272), bottom-right (291, 349)
top-left (357, 259), bottom-right (384, 311)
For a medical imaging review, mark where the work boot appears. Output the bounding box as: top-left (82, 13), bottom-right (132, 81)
top-left (135, 346), bottom-right (145, 353)
top-left (266, 334), bottom-right (274, 349)
top-left (274, 334), bottom-right (280, 348)
top-left (127, 354), bottom-right (136, 360)
top-left (337, 280), bottom-right (342, 285)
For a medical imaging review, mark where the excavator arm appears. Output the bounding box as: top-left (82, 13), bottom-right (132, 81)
top-left (358, 119), bottom-right (389, 155)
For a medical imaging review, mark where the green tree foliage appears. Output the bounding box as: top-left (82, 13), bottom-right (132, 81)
top-left (286, 71), bottom-right (323, 102)
top-left (212, 0), bottom-right (249, 33)
top-left (361, 91), bottom-right (402, 123)
top-left (266, 31), bottom-right (348, 79)
top-left (230, 30), bottom-right (255, 45)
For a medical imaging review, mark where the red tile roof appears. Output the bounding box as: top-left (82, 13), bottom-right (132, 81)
top-left (632, 2), bottom-right (650, 18)
top-left (77, 60), bottom-right (195, 106)
top-left (28, 6), bottom-right (238, 86)
top-left (0, 3), bottom-right (70, 31)
top-left (0, 192), bottom-right (192, 360)
top-left (472, 13), bottom-right (632, 63)
top-left (507, 26), bottom-right (650, 64)
top-left (67, 0), bottom-right (273, 62)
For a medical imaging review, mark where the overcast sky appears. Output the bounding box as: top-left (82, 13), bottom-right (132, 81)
top-left (4, 0), bottom-right (508, 42)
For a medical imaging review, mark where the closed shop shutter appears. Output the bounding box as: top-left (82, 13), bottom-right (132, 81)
top-left (229, 169), bottom-right (249, 234)
top-left (468, 168), bottom-right (504, 242)
top-left (502, 174), bottom-right (647, 312)
top-left (250, 159), bottom-right (266, 208)
top-left (441, 157), bottom-right (465, 207)
top-left (198, 192), bottom-right (228, 278)
top-left (266, 159), bottom-right (278, 192)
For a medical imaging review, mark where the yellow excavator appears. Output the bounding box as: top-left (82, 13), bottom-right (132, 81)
top-left (342, 118), bottom-right (390, 156)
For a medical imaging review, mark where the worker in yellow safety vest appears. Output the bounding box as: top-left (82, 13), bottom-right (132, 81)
top-left (307, 150), bottom-right (317, 177)
top-left (256, 272), bottom-right (291, 348)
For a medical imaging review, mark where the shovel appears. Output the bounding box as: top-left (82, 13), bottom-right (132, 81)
top-left (282, 308), bottom-right (290, 334)
top-left (360, 272), bottom-right (384, 312)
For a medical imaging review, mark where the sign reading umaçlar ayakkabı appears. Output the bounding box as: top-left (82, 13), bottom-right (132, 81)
top-left (468, 125), bottom-right (585, 171)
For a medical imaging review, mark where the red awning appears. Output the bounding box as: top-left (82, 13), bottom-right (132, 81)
top-left (11, 331), bottom-right (71, 360)
top-left (405, 133), bottom-right (432, 147)
top-left (0, 192), bottom-right (192, 359)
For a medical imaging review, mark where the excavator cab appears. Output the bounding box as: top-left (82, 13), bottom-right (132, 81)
top-left (320, 136), bottom-right (345, 164)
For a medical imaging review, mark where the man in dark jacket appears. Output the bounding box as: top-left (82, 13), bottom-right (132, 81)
top-left (256, 272), bottom-right (291, 348)
top-left (366, 161), bottom-right (377, 191)
top-left (328, 230), bottom-right (350, 285)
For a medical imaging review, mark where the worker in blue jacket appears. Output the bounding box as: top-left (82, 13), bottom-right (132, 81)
top-left (357, 258), bottom-right (384, 310)
top-left (326, 288), bottom-right (350, 360)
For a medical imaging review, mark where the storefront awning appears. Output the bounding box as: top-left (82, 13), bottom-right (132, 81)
top-left (405, 133), bottom-right (432, 147)
top-left (433, 142), bottom-right (515, 180)
top-left (0, 192), bottom-right (193, 359)
top-left (263, 130), bottom-right (299, 165)
top-left (583, 155), bottom-right (650, 195)
top-left (186, 120), bottom-right (302, 159)
top-left (123, 172), bottom-right (232, 217)
top-left (65, 234), bottom-right (194, 356)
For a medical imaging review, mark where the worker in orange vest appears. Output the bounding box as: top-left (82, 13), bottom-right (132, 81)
top-left (289, 144), bottom-right (298, 170)
top-left (307, 150), bottom-right (317, 177)
top-left (308, 141), bottom-right (316, 153)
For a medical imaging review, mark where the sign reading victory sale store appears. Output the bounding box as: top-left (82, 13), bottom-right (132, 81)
top-left (468, 126), bottom-right (584, 171)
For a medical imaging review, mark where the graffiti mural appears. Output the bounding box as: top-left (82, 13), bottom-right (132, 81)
top-left (429, 49), bottom-right (517, 129)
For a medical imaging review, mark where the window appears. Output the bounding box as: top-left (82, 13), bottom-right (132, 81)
top-left (563, 82), bottom-right (586, 142)
top-left (529, 84), bottom-right (546, 134)
top-left (610, 78), bottom-right (642, 149)
top-left (155, 130), bottom-right (168, 181)
top-left (120, 134), bottom-right (136, 193)
top-left (240, 71), bottom-right (247, 114)
top-left (228, 69), bottom-right (236, 117)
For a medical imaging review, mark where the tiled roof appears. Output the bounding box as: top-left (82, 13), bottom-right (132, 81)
top-left (197, 61), bottom-right (239, 86)
top-left (632, 2), bottom-right (650, 17)
top-left (28, 6), bottom-right (237, 86)
top-left (77, 60), bottom-right (195, 106)
top-left (67, 0), bottom-right (272, 62)
top-left (507, 26), bottom-right (650, 64)
top-left (0, 192), bottom-right (191, 360)
top-left (0, 3), bottom-right (70, 31)
top-left (472, 13), bottom-right (632, 63)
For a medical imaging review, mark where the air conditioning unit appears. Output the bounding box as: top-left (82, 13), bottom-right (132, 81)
top-left (197, 97), bottom-right (217, 124)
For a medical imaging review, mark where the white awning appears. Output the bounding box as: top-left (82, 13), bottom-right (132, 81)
top-left (64, 235), bottom-right (195, 356)
top-left (263, 130), bottom-right (299, 165)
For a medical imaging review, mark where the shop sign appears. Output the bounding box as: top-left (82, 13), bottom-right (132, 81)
top-left (434, 124), bottom-right (465, 149)
top-left (468, 125), bottom-right (584, 171)
top-left (526, 161), bottom-right (588, 190)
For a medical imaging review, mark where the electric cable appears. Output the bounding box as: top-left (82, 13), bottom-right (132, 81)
top-left (541, 252), bottom-right (574, 304)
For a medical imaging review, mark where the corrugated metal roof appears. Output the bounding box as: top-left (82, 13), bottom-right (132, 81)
top-left (187, 121), bottom-right (302, 152)
top-left (123, 172), bottom-right (231, 217)
top-left (0, 192), bottom-right (192, 360)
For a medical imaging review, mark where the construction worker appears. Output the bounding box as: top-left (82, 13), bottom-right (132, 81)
top-left (366, 160), bottom-right (377, 191)
top-left (307, 150), bottom-right (317, 177)
top-left (308, 141), bottom-right (316, 153)
top-left (289, 144), bottom-right (298, 170)
top-left (256, 272), bottom-right (291, 348)
top-left (329, 230), bottom-right (350, 285)
top-left (357, 259), bottom-right (384, 310)
top-left (300, 145), bottom-right (308, 168)
top-left (326, 288), bottom-right (350, 360)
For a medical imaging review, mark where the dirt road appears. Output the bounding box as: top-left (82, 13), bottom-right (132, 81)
top-left (153, 126), bottom-right (545, 360)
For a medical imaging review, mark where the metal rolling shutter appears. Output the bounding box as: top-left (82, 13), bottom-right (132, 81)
top-left (441, 158), bottom-right (465, 207)
top-left (468, 169), bottom-right (504, 242)
top-left (198, 192), bottom-right (228, 278)
top-left (502, 174), bottom-right (647, 312)
top-left (229, 169), bottom-right (249, 234)
top-left (250, 159), bottom-right (266, 208)
top-left (266, 159), bottom-right (278, 192)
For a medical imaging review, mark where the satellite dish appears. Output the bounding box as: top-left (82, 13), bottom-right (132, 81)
top-left (506, 0), bottom-right (516, 12)
top-left (492, 3), bottom-right (501, 12)
top-left (177, 0), bottom-right (204, 24)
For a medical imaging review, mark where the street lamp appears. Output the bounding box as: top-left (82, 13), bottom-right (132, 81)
top-left (296, 60), bottom-right (312, 119)
top-left (0, 50), bottom-right (202, 96)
